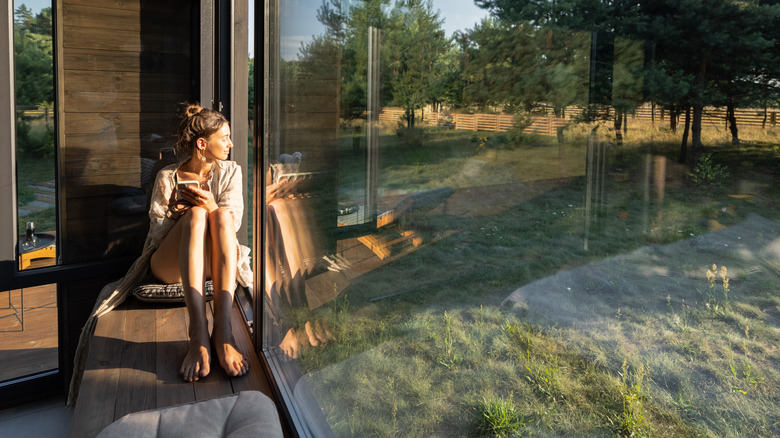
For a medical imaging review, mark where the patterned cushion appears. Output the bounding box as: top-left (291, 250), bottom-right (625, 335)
top-left (133, 279), bottom-right (214, 303)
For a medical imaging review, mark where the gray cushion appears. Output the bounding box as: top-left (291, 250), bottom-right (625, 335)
top-left (133, 280), bottom-right (214, 303)
top-left (96, 391), bottom-right (284, 438)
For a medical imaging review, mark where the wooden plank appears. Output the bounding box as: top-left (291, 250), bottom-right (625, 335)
top-left (62, 3), bottom-right (140, 32)
top-left (68, 303), bottom-right (128, 438)
top-left (63, 112), bottom-right (176, 136)
top-left (63, 26), bottom-right (187, 54)
top-left (62, 3), bottom-right (189, 33)
top-left (63, 132), bottom-right (175, 151)
top-left (64, 0), bottom-right (191, 15)
top-left (63, 48), bottom-right (190, 76)
top-left (64, 91), bottom-right (189, 113)
top-left (63, 70), bottom-right (190, 95)
top-left (113, 299), bottom-right (157, 420)
top-left (154, 305), bottom-right (197, 409)
top-left (64, 0), bottom-right (142, 12)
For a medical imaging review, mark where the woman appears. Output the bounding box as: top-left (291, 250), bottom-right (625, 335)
top-left (149, 103), bottom-right (249, 381)
top-left (68, 103), bottom-right (252, 404)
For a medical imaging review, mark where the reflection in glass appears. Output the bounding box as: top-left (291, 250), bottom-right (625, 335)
top-left (0, 284), bottom-right (58, 382)
top-left (14, 1), bottom-right (56, 270)
top-left (265, 0), bottom-right (780, 436)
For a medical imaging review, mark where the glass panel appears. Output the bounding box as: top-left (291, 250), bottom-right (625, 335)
top-left (14, 1), bottom-right (56, 270)
top-left (0, 284), bottom-right (58, 382)
top-left (264, 0), bottom-right (780, 436)
top-left (248, 0), bottom-right (256, 258)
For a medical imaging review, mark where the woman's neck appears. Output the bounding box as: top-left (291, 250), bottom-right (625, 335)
top-left (184, 158), bottom-right (214, 179)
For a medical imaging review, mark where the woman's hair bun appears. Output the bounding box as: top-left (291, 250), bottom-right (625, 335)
top-left (182, 103), bottom-right (204, 119)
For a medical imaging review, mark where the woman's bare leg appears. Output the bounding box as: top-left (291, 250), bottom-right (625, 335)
top-left (209, 208), bottom-right (249, 377)
top-left (151, 207), bottom-right (212, 382)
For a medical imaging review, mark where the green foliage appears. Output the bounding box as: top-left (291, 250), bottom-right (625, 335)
top-left (16, 111), bottom-right (54, 158)
top-left (14, 6), bottom-right (53, 107)
top-left (427, 310), bottom-right (461, 369)
top-left (395, 125), bottom-right (430, 148)
top-left (475, 395), bottom-right (527, 437)
top-left (705, 264), bottom-right (731, 317)
top-left (618, 360), bottom-right (649, 437)
top-left (504, 113), bottom-right (533, 147)
top-left (689, 154), bottom-right (730, 186)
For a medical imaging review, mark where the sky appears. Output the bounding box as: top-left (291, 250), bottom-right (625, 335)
top-left (15, 0), bottom-right (489, 60)
top-left (279, 0), bottom-right (489, 59)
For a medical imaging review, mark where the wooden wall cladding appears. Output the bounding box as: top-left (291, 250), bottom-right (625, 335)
top-left (59, 0), bottom-right (194, 264)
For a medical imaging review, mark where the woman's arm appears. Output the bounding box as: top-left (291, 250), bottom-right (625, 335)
top-left (216, 163), bottom-right (244, 231)
top-left (147, 168), bottom-right (178, 245)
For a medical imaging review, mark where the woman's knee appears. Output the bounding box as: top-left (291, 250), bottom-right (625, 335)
top-left (183, 206), bottom-right (210, 227)
top-left (209, 208), bottom-right (235, 231)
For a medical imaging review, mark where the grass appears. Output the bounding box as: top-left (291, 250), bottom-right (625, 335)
top-left (16, 116), bottom-right (56, 235)
top-left (290, 119), bottom-right (780, 437)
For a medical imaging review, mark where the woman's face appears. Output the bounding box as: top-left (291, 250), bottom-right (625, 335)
top-left (202, 123), bottom-right (233, 161)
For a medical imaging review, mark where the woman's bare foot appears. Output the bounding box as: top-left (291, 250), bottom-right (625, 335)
top-left (212, 323), bottom-right (249, 377)
top-left (180, 325), bottom-right (211, 382)
top-left (280, 328), bottom-right (301, 358)
top-left (305, 320), bottom-right (320, 346)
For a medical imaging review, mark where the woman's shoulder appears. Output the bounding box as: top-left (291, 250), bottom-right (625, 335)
top-left (218, 160), bottom-right (239, 171)
top-left (153, 161), bottom-right (184, 186)
top-left (216, 160), bottom-right (241, 177)
top-left (160, 161), bottom-right (183, 173)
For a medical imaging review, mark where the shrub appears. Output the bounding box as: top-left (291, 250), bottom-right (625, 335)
top-left (689, 153), bottom-right (729, 186)
top-left (395, 126), bottom-right (430, 148)
top-left (16, 112), bottom-right (55, 158)
top-left (475, 395), bottom-right (527, 437)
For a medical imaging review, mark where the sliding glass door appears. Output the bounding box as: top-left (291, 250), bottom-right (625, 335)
top-left (261, 0), bottom-right (780, 436)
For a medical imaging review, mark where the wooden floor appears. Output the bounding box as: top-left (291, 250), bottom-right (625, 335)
top-left (68, 297), bottom-right (279, 438)
top-left (0, 284), bottom-right (58, 383)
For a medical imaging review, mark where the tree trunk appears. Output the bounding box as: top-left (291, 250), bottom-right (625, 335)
top-left (614, 108), bottom-right (624, 159)
top-left (670, 108), bottom-right (678, 133)
top-left (762, 105), bottom-right (767, 129)
top-left (691, 103), bottom-right (704, 166)
top-left (651, 102), bottom-right (655, 125)
top-left (726, 99), bottom-right (739, 145)
top-left (680, 106), bottom-right (691, 163)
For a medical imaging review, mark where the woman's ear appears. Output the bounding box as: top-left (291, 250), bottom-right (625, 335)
top-left (196, 137), bottom-right (207, 150)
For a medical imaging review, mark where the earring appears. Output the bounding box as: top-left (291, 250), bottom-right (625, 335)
top-left (198, 148), bottom-right (206, 161)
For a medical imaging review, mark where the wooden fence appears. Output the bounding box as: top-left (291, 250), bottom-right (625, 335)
top-left (378, 105), bottom-right (780, 137)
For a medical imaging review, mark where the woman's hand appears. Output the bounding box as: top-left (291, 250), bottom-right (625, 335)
top-left (178, 186), bottom-right (219, 213)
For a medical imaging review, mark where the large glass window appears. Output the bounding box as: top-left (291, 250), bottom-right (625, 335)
top-left (263, 0), bottom-right (780, 436)
top-left (2, 0), bottom-right (59, 386)
top-left (14, 1), bottom-right (55, 271)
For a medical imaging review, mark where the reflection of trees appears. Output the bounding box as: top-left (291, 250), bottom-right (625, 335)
top-left (460, 19), bottom-right (590, 116)
top-left (298, 0), bottom-right (452, 128)
top-left (475, 0), bottom-right (780, 165)
top-left (295, 0), bottom-right (780, 165)
top-left (14, 5), bottom-right (54, 159)
top-left (14, 5), bottom-right (53, 107)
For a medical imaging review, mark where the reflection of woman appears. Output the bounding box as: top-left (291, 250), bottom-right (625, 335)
top-left (68, 104), bottom-right (253, 404)
top-left (264, 165), bottom-right (332, 359)
top-left (149, 103), bottom-right (249, 381)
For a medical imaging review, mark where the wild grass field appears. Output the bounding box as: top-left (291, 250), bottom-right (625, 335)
top-left (292, 120), bottom-right (780, 437)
